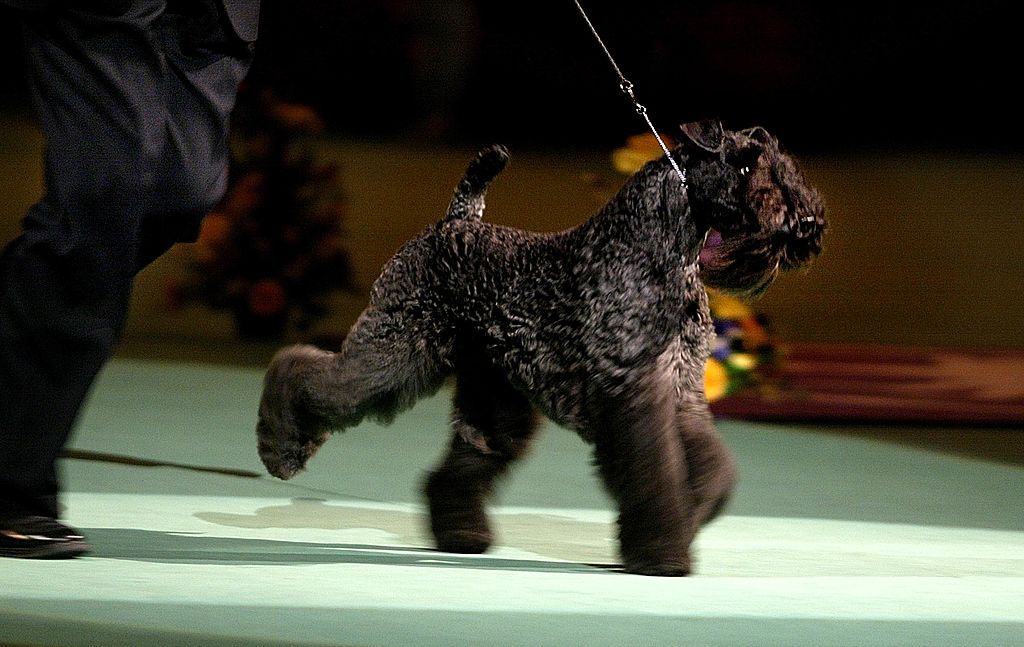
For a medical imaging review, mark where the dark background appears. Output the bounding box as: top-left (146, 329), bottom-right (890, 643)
top-left (0, 0), bottom-right (1018, 155)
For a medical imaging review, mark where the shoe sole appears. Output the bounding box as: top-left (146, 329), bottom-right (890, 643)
top-left (0, 539), bottom-right (91, 559)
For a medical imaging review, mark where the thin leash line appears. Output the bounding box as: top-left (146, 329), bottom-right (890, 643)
top-left (572, 0), bottom-right (687, 189)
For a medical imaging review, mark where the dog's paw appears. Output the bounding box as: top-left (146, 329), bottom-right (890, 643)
top-left (621, 556), bottom-right (691, 577)
top-left (425, 471), bottom-right (494, 553)
top-left (433, 529), bottom-right (493, 554)
top-left (434, 529), bottom-right (493, 554)
top-left (257, 421), bottom-right (328, 480)
top-left (618, 534), bottom-right (693, 576)
top-left (256, 344), bottom-right (331, 478)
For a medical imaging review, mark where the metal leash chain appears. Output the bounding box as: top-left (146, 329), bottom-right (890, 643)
top-left (572, 0), bottom-right (687, 189)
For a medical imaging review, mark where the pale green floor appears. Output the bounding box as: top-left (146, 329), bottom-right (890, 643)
top-left (2, 358), bottom-right (1023, 647)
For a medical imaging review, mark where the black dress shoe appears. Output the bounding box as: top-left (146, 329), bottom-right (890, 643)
top-left (0, 515), bottom-right (91, 559)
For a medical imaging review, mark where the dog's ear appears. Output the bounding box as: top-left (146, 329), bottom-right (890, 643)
top-left (741, 126), bottom-right (776, 146)
top-left (679, 119), bottom-right (725, 153)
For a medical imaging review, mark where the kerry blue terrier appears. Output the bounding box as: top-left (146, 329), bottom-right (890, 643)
top-left (255, 119), bottom-right (826, 575)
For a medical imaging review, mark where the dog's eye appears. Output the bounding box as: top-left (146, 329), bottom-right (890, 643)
top-left (739, 166), bottom-right (751, 176)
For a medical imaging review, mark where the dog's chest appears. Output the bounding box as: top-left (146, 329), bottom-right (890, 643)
top-left (663, 270), bottom-right (716, 399)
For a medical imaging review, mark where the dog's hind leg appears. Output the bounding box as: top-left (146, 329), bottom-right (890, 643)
top-left (424, 360), bottom-right (540, 554)
top-left (257, 307), bottom-right (449, 479)
top-left (308, 308), bottom-right (451, 428)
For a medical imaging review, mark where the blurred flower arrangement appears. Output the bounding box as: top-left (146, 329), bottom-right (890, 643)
top-left (607, 133), bottom-right (782, 402)
top-left (166, 84), bottom-right (356, 340)
top-left (703, 292), bottom-right (780, 402)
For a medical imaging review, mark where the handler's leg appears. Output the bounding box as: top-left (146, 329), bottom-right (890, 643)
top-left (135, 0), bottom-right (254, 272)
top-left (0, 1), bottom-right (250, 557)
top-left (0, 2), bottom-right (170, 532)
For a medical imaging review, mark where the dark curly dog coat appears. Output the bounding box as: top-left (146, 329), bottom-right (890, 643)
top-left (256, 119), bottom-right (825, 576)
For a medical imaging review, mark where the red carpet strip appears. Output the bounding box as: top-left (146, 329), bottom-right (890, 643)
top-left (710, 343), bottom-right (1024, 425)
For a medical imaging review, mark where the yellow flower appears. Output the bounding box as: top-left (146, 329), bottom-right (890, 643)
top-left (704, 358), bottom-right (728, 402)
top-left (611, 133), bottom-right (675, 174)
top-left (612, 148), bottom-right (653, 174)
top-left (727, 352), bottom-right (757, 371)
top-left (709, 292), bottom-right (752, 320)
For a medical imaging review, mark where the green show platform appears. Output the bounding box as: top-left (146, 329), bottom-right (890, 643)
top-left (2, 359), bottom-right (1022, 646)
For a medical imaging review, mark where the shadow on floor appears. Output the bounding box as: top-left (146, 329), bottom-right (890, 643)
top-left (79, 527), bottom-right (619, 574)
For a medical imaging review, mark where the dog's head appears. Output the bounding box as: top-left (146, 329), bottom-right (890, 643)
top-left (676, 119), bottom-right (826, 296)
top-left (256, 345), bottom-right (332, 480)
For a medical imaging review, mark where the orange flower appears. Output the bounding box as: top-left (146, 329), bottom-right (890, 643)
top-left (222, 173), bottom-right (265, 218)
top-left (197, 212), bottom-right (232, 247)
top-left (739, 316), bottom-right (769, 347)
top-left (269, 102), bottom-right (325, 133)
top-left (247, 279), bottom-right (288, 316)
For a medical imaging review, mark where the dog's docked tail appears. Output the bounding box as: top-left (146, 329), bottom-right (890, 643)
top-left (445, 144), bottom-right (510, 221)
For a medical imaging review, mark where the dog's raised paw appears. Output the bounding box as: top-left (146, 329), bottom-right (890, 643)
top-left (256, 344), bottom-right (332, 478)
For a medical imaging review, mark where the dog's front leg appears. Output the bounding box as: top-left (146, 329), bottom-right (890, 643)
top-left (591, 378), bottom-right (693, 576)
top-left (676, 404), bottom-right (738, 532)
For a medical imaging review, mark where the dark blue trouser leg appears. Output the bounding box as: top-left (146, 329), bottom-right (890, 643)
top-left (0, 0), bottom-right (252, 519)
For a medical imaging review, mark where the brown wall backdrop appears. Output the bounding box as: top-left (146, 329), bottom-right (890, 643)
top-left (2, 115), bottom-right (1022, 351)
